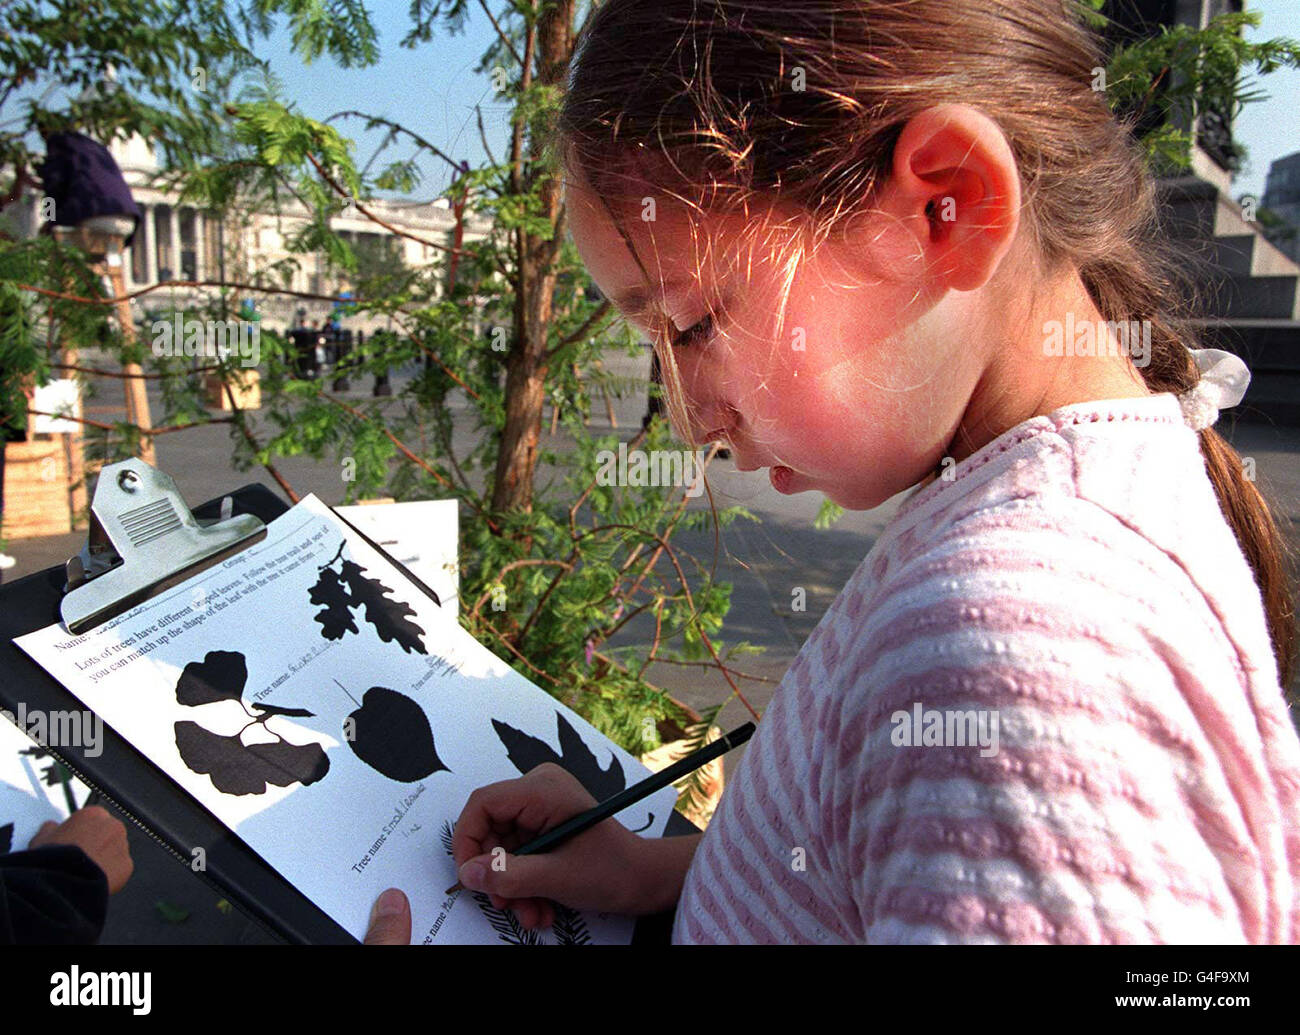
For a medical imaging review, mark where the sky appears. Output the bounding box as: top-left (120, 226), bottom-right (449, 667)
top-left (256, 4), bottom-right (509, 201)
top-left (260, 0), bottom-right (1298, 204)
top-left (1232, 0), bottom-right (1300, 200)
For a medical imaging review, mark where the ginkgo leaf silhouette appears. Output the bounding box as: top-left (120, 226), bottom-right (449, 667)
top-left (175, 721), bottom-right (330, 796)
top-left (339, 560), bottom-right (427, 655)
top-left (0, 822), bottom-right (12, 855)
top-left (492, 712), bottom-right (626, 802)
top-left (346, 687), bottom-right (449, 782)
top-left (250, 703), bottom-right (316, 719)
top-left (309, 565), bottom-right (358, 641)
top-left (175, 651), bottom-right (248, 706)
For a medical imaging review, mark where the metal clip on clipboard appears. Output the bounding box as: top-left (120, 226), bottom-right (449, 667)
top-left (60, 458), bottom-right (267, 634)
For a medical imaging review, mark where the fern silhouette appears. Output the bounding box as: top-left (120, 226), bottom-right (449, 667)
top-left (552, 905), bottom-right (592, 946)
top-left (437, 819), bottom-right (543, 945)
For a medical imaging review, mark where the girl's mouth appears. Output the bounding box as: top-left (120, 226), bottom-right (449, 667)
top-left (769, 465), bottom-right (796, 494)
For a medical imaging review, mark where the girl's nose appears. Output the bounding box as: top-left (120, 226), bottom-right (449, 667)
top-left (668, 350), bottom-right (733, 446)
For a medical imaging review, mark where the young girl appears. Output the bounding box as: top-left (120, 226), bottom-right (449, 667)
top-left (368, 0), bottom-right (1300, 944)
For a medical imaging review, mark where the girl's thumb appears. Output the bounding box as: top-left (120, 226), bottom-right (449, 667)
top-left (458, 851), bottom-right (566, 901)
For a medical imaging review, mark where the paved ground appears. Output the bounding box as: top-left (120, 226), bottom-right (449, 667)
top-left (3, 346), bottom-right (1298, 943)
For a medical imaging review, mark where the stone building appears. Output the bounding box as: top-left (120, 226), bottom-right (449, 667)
top-left (1, 132), bottom-right (491, 335)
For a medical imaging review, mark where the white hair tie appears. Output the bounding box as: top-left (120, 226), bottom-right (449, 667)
top-left (1178, 348), bottom-right (1251, 432)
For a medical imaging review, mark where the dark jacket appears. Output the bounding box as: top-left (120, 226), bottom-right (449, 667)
top-left (0, 845), bottom-right (108, 944)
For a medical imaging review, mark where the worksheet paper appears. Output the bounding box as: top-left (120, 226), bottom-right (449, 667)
top-left (334, 500), bottom-right (459, 618)
top-left (0, 717), bottom-right (92, 854)
top-left (15, 494), bottom-right (677, 944)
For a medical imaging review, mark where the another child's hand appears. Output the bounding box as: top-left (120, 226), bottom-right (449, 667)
top-left (451, 762), bottom-right (648, 930)
top-left (28, 806), bottom-right (134, 894)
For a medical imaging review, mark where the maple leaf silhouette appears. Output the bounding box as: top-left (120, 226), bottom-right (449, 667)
top-left (491, 712), bottom-right (626, 802)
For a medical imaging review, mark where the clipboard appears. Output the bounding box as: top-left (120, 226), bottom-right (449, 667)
top-left (0, 459), bottom-right (694, 944)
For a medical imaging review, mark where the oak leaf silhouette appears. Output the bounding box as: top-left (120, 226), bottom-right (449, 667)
top-left (308, 566), bottom-right (359, 641)
top-left (339, 560), bottom-right (427, 654)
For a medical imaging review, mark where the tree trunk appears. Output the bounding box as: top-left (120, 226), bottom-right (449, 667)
top-left (489, 0), bottom-right (574, 515)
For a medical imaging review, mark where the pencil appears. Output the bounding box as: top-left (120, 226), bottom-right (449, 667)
top-left (444, 721), bottom-right (755, 895)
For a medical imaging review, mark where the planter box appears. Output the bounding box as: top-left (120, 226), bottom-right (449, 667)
top-left (204, 370), bottom-right (261, 411)
top-left (2, 438), bottom-right (72, 539)
top-left (639, 718), bottom-right (726, 830)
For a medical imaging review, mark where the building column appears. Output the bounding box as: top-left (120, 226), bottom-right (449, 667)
top-left (154, 207), bottom-right (168, 282)
top-left (137, 202), bottom-right (154, 285)
top-left (169, 208), bottom-right (181, 282)
top-left (192, 209), bottom-right (205, 281)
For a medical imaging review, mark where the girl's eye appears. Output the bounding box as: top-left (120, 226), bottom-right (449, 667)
top-left (671, 312), bottom-right (715, 349)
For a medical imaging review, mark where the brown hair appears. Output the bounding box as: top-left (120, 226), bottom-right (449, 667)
top-left (555, 0), bottom-right (1297, 689)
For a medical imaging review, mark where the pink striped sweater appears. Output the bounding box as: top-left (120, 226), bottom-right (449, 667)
top-left (671, 391), bottom-right (1300, 944)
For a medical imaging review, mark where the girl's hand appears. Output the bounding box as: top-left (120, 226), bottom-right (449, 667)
top-left (450, 762), bottom-right (653, 930)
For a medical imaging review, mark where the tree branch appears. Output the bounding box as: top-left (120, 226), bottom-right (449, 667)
top-left (477, 0), bottom-right (524, 68)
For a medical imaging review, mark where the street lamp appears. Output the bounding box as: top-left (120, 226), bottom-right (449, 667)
top-left (39, 131), bottom-right (156, 467)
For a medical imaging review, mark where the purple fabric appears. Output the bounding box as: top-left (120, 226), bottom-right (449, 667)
top-left (37, 132), bottom-right (141, 247)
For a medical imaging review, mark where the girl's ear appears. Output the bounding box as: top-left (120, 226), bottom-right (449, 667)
top-left (878, 103), bottom-right (1022, 293)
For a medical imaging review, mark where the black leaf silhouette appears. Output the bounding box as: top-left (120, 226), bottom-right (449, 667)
top-left (474, 893), bottom-right (543, 945)
top-left (345, 687), bottom-right (449, 782)
top-left (250, 703), bottom-right (316, 718)
top-left (552, 905), bottom-right (592, 946)
top-left (309, 565), bottom-right (358, 641)
top-left (308, 547), bottom-right (427, 654)
top-left (0, 822), bottom-right (12, 855)
top-left (18, 745), bottom-right (67, 791)
top-left (492, 712), bottom-right (626, 802)
top-left (339, 560), bottom-right (427, 654)
top-left (174, 721), bottom-right (330, 796)
top-left (176, 650), bottom-right (249, 706)
top-left (438, 820), bottom-right (541, 945)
